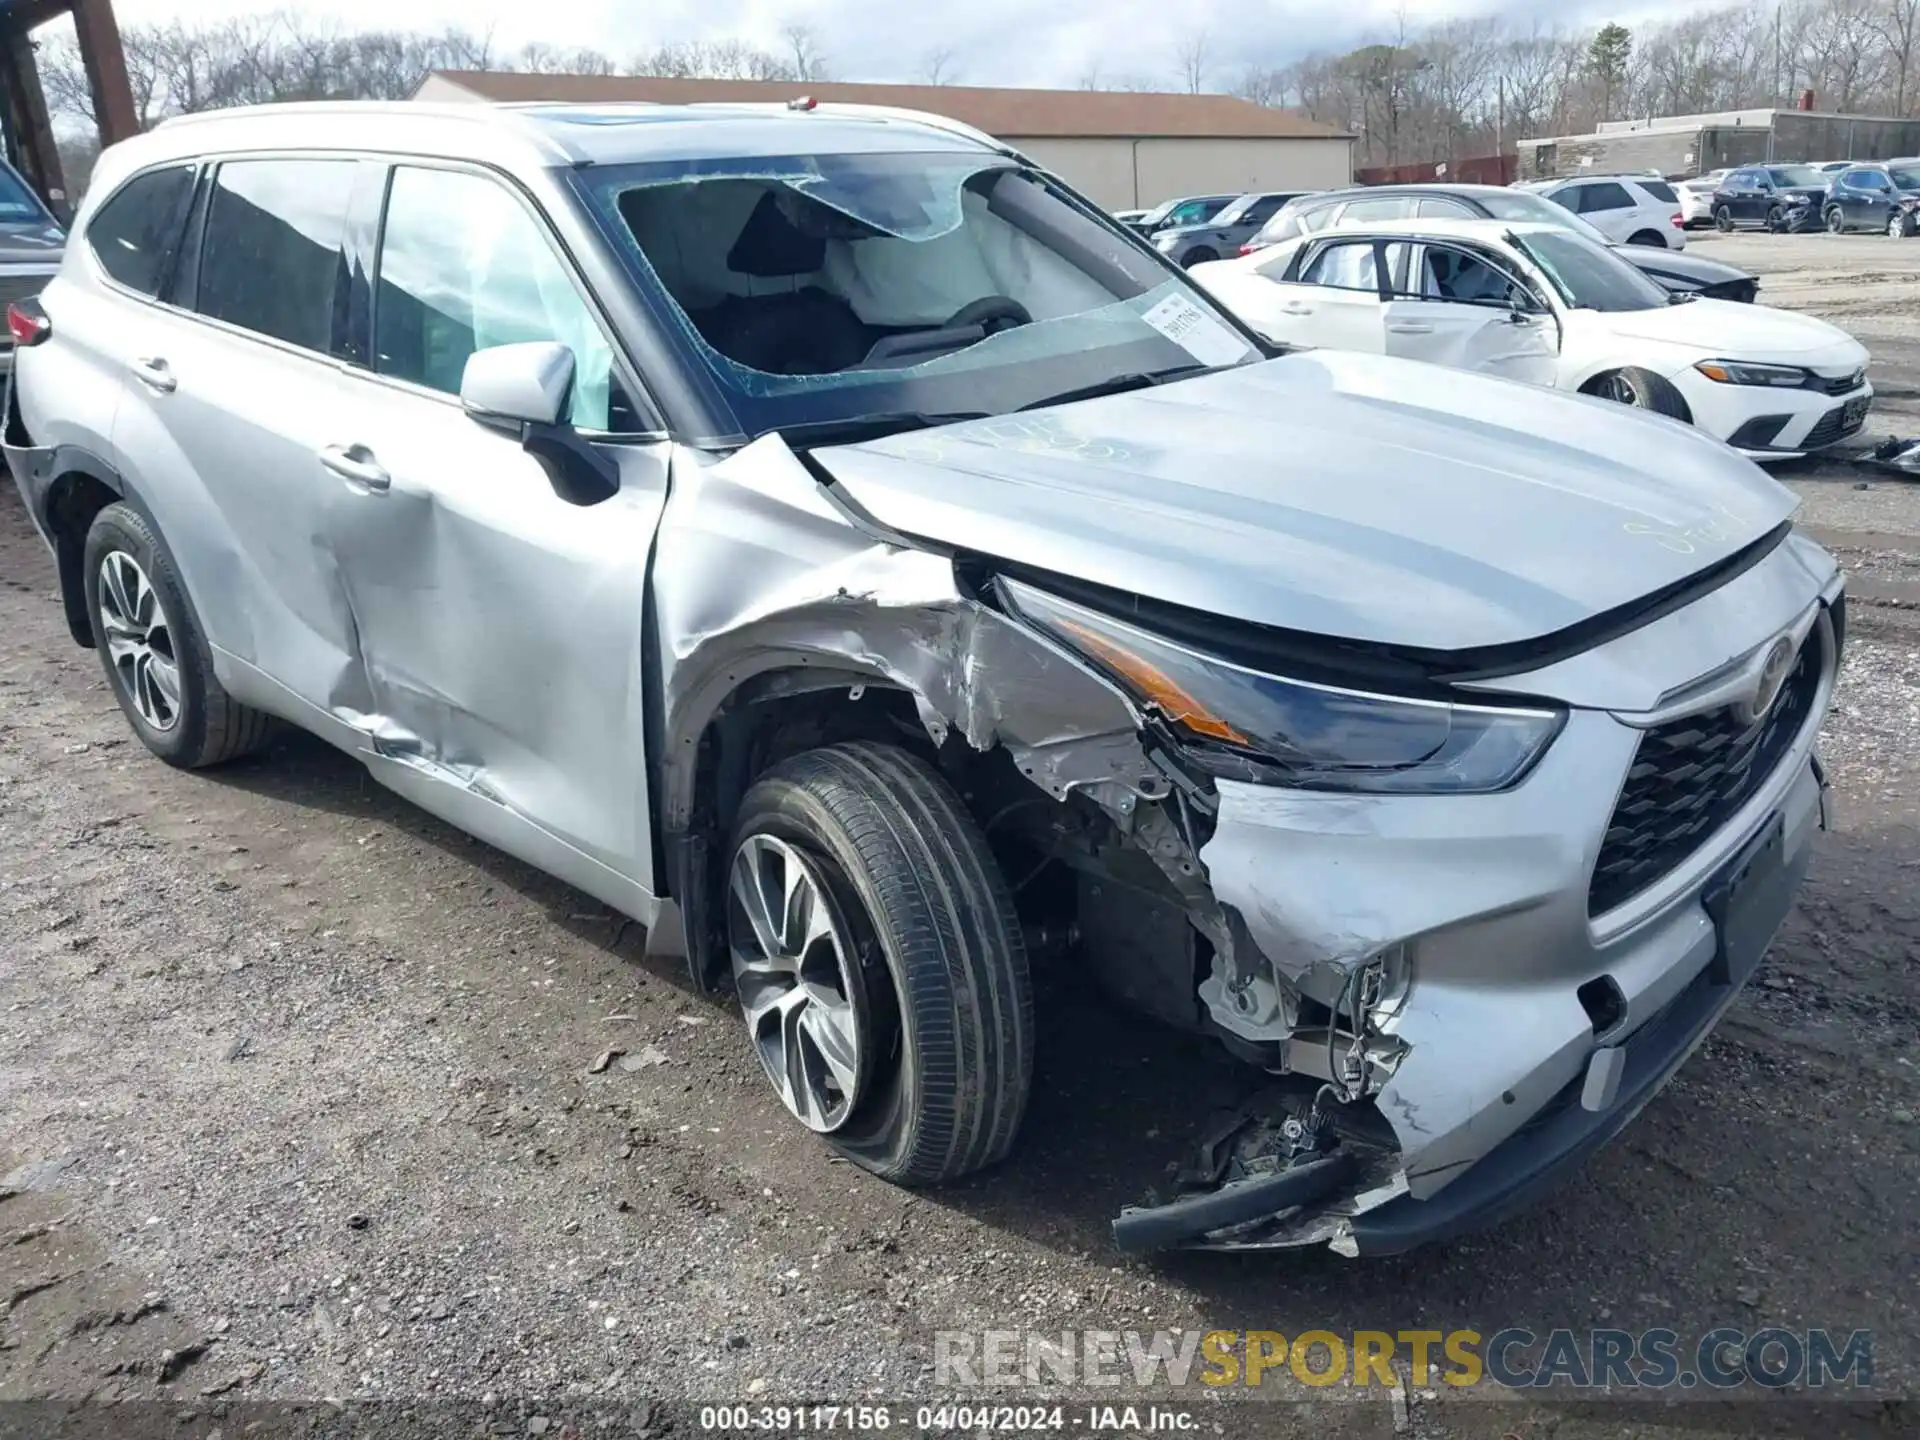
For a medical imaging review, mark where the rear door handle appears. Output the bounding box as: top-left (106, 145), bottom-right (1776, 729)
top-left (1387, 321), bottom-right (1434, 334)
top-left (320, 443), bottom-right (391, 493)
top-left (129, 357), bottom-right (175, 394)
top-left (1278, 302), bottom-right (1316, 316)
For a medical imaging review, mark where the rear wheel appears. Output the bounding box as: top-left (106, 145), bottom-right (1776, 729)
top-left (1714, 204), bottom-right (1735, 232)
top-left (82, 503), bottom-right (272, 769)
top-left (1179, 246), bottom-right (1218, 268)
top-left (1589, 367), bottom-right (1692, 422)
top-left (1626, 228), bottom-right (1666, 247)
top-left (726, 741), bottom-right (1033, 1184)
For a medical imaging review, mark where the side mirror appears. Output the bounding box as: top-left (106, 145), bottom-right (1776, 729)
top-left (459, 341), bottom-right (619, 508)
top-left (460, 340), bottom-right (574, 427)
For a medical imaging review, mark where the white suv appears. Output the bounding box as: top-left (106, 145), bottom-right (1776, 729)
top-left (1528, 175), bottom-right (1687, 249)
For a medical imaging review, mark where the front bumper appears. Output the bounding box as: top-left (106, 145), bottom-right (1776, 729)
top-left (1159, 542), bottom-right (1842, 1255)
top-left (1671, 363), bottom-right (1872, 459)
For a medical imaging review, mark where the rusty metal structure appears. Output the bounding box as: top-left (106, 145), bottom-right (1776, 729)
top-left (0, 0), bottom-right (136, 209)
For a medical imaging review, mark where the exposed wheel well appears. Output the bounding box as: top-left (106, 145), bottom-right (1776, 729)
top-left (44, 471), bottom-right (120, 648)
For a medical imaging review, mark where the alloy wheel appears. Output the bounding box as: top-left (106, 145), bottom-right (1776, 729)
top-left (727, 834), bottom-right (869, 1133)
top-left (97, 550), bottom-right (181, 732)
top-left (1892, 212), bottom-right (1910, 238)
top-left (1602, 372), bottom-right (1641, 405)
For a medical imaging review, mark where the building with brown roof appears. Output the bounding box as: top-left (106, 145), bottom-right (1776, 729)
top-left (411, 71), bottom-right (1355, 209)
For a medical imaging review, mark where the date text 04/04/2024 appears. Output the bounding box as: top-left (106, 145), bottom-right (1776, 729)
top-left (698, 1404), bottom-right (1199, 1433)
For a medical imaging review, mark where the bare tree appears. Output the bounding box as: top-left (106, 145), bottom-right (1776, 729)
top-left (781, 23), bottom-right (825, 81)
top-left (1172, 28), bottom-right (1209, 94)
top-left (920, 44), bottom-right (960, 86)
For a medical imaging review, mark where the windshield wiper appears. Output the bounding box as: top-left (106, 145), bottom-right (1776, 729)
top-left (770, 411), bottom-right (992, 448)
top-left (1018, 364), bottom-right (1216, 412)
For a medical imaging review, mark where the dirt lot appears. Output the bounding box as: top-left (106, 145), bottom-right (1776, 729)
top-left (2, 231), bottom-right (1918, 1440)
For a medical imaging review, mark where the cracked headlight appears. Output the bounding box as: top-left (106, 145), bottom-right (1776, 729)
top-left (1002, 580), bottom-right (1565, 795)
top-left (1694, 359), bottom-right (1810, 387)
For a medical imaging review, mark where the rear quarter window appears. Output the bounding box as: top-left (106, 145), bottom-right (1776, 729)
top-left (85, 165), bottom-right (195, 298)
top-left (1637, 181), bottom-right (1678, 203)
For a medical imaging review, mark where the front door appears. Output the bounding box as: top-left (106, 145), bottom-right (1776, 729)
top-left (320, 162), bottom-right (671, 893)
top-left (1381, 242), bottom-right (1560, 387)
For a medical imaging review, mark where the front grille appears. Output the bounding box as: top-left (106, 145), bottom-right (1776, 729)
top-left (1589, 638), bottom-right (1822, 916)
top-left (0, 273), bottom-right (52, 307)
top-left (1817, 369), bottom-right (1866, 396)
top-left (1803, 401), bottom-right (1867, 448)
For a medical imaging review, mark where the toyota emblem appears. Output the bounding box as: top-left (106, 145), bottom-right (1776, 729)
top-left (1736, 637), bottom-right (1796, 724)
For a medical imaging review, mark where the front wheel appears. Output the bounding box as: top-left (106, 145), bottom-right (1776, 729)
top-left (82, 503), bottom-right (273, 769)
top-left (1590, 367), bottom-right (1692, 422)
top-left (1179, 246), bottom-right (1218, 268)
top-left (1827, 206), bottom-right (1847, 234)
top-left (726, 742), bottom-right (1034, 1184)
top-left (1891, 209), bottom-right (1915, 238)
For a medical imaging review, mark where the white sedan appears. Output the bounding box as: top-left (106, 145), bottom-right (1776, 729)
top-left (1192, 217), bottom-right (1871, 460)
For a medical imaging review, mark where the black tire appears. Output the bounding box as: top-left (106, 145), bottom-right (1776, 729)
top-left (1588, 367), bottom-right (1692, 422)
top-left (729, 741), bottom-right (1033, 1184)
top-left (82, 502), bottom-right (272, 769)
top-left (1626, 229), bottom-right (1666, 247)
top-left (1766, 205), bottom-right (1787, 233)
top-left (1827, 206), bottom-right (1847, 234)
top-left (1714, 205), bottom-right (1735, 232)
top-left (1890, 210), bottom-right (1914, 239)
top-left (1179, 246), bottom-right (1218, 267)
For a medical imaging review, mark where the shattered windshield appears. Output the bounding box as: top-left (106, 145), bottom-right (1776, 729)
top-left (577, 151), bottom-right (1260, 441)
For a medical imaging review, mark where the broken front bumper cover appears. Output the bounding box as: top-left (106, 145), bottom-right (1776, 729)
top-left (1113, 754), bottom-right (1825, 1256)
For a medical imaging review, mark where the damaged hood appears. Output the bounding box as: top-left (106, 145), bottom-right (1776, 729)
top-left (1593, 297), bottom-right (1861, 358)
top-left (814, 351), bottom-right (1797, 652)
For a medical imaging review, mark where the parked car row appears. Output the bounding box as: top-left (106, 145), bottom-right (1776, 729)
top-left (6, 99), bottom-right (1845, 1262)
top-left (1191, 214), bottom-right (1871, 461)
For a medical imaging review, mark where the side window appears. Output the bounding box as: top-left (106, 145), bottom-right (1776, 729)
top-left (1297, 204), bottom-right (1339, 233)
top-left (1167, 200), bottom-right (1210, 226)
top-left (1576, 182), bottom-right (1634, 213)
top-left (374, 165), bottom-right (625, 432)
top-left (1299, 240), bottom-right (1381, 293)
top-left (1239, 196), bottom-right (1287, 227)
top-left (1732, 169), bottom-right (1761, 188)
top-left (85, 165), bottom-right (195, 298)
top-left (1414, 197), bottom-right (1476, 218)
top-left (1867, 171), bottom-right (1893, 190)
top-left (1637, 180), bottom-right (1678, 203)
top-left (196, 160), bottom-right (357, 353)
top-left (1339, 196), bottom-right (1415, 223)
top-left (1418, 245), bottom-right (1527, 307)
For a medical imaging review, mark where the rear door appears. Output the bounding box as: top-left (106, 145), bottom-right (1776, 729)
top-left (109, 155), bottom-right (372, 710)
top-left (1565, 181), bottom-right (1638, 242)
top-left (1238, 235), bottom-right (1389, 352)
top-left (1381, 242), bottom-right (1559, 386)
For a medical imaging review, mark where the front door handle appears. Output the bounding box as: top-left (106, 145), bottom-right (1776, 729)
top-left (320, 443), bottom-right (391, 493)
top-left (1387, 321), bottom-right (1434, 334)
top-left (1278, 302), bottom-right (1316, 316)
top-left (129, 357), bottom-right (175, 394)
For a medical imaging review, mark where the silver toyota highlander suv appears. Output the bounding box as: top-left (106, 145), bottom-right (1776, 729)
top-left (4, 101), bottom-right (1843, 1257)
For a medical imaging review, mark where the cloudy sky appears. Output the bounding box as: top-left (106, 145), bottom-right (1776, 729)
top-left (99, 0), bottom-right (1730, 89)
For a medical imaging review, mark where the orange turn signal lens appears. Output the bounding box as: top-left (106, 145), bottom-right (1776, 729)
top-left (1054, 616), bottom-right (1252, 745)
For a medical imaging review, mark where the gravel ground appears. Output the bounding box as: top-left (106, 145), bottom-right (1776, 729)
top-left (4, 233), bottom-right (1919, 1440)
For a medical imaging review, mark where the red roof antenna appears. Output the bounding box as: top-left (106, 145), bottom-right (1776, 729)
top-left (788, 95), bottom-right (818, 111)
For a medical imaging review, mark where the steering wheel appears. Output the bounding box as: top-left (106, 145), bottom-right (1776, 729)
top-left (946, 296), bottom-right (1032, 335)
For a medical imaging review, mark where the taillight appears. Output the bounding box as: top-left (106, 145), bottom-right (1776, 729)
top-left (7, 298), bottom-right (49, 347)
top-left (1238, 244), bottom-right (1253, 255)
top-left (1669, 213), bottom-right (1684, 227)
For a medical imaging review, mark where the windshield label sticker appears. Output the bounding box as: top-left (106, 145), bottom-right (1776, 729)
top-left (1141, 293), bottom-right (1251, 367)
